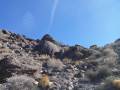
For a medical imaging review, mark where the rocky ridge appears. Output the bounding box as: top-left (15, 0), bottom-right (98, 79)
top-left (0, 29), bottom-right (120, 90)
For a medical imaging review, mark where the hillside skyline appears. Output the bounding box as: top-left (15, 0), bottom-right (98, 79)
top-left (0, 0), bottom-right (120, 47)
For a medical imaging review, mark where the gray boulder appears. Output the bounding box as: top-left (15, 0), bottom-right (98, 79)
top-left (35, 34), bottom-right (61, 56)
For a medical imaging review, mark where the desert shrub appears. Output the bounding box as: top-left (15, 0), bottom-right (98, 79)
top-left (39, 55), bottom-right (50, 61)
top-left (103, 47), bottom-right (118, 66)
top-left (62, 58), bottom-right (71, 64)
top-left (97, 66), bottom-right (112, 79)
top-left (87, 60), bottom-right (99, 67)
top-left (89, 50), bottom-right (102, 59)
top-left (0, 48), bottom-right (11, 53)
top-left (38, 74), bottom-right (50, 89)
top-left (1, 75), bottom-right (37, 90)
top-left (112, 80), bottom-right (120, 89)
top-left (74, 61), bottom-right (81, 65)
top-left (71, 60), bottom-right (84, 66)
top-left (0, 84), bottom-right (7, 90)
top-left (96, 76), bottom-right (120, 90)
top-left (87, 66), bottom-right (112, 82)
top-left (86, 70), bottom-right (98, 82)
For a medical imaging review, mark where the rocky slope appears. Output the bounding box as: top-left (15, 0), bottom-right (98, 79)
top-left (0, 29), bottom-right (120, 90)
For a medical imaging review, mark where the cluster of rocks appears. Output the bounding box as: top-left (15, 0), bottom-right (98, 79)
top-left (0, 29), bottom-right (120, 90)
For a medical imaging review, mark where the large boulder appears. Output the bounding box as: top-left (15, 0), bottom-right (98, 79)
top-left (36, 40), bottom-right (61, 56)
top-left (41, 34), bottom-right (60, 46)
top-left (34, 34), bottom-right (61, 56)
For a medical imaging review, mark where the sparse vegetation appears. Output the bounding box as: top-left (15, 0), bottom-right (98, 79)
top-left (0, 48), bottom-right (11, 53)
top-left (71, 60), bottom-right (83, 66)
top-left (1, 30), bottom-right (120, 90)
top-left (86, 70), bottom-right (98, 82)
top-left (62, 57), bottom-right (71, 64)
top-left (96, 76), bottom-right (120, 90)
top-left (0, 75), bottom-right (37, 90)
top-left (87, 66), bottom-right (112, 82)
top-left (103, 47), bottom-right (118, 66)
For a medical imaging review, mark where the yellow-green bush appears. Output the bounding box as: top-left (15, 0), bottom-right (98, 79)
top-left (71, 60), bottom-right (84, 66)
top-left (0, 48), bottom-right (11, 53)
top-left (112, 80), bottom-right (120, 89)
top-left (39, 74), bottom-right (50, 88)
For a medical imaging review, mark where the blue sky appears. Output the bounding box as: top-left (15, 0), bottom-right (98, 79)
top-left (0, 0), bottom-right (120, 47)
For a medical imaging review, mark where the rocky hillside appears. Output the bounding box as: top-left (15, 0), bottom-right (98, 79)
top-left (0, 29), bottom-right (120, 90)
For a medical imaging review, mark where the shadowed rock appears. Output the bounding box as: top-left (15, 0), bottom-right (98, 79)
top-left (0, 57), bottom-right (20, 83)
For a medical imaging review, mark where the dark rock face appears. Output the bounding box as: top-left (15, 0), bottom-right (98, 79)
top-left (0, 57), bottom-right (20, 83)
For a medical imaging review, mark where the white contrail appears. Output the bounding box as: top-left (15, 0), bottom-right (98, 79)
top-left (47, 0), bottom-right (59, 33)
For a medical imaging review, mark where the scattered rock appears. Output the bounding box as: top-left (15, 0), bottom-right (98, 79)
top-left (0, 29), bottom-right (120, 90)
